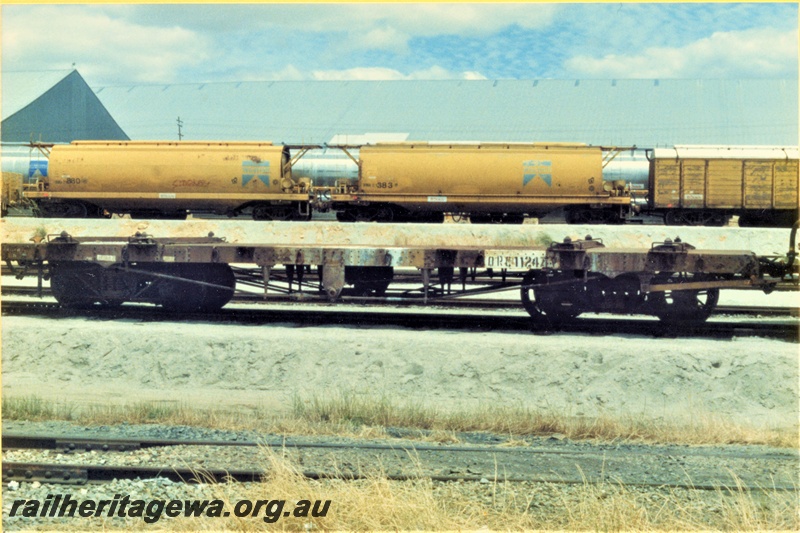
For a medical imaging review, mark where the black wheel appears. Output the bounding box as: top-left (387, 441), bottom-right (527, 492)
top-left (342, 206), bottom-right (398, 223)
top-left (502, 214), bottom-right (525, 224)
top-left (739, 210), bottom-right (797, 228)
top-left (352, 209), bottom-right (375, 222)
top-left (664, 210), bottom-right (728, 227)
top-left (521, 270), bottom-right (585, 322)
top-left (565, 208), bottom-right (621, 224)
top-left (37, 201), bottom-right (90, 218)
top-left (421, 212), bottom-right (446, 223)
top-left (130, 211), bottom-right (187, 220)
top-left (345, 267), bottom-right (394, 296)
top-left (50, 262), bottom-right (124, 308)
top-left (374, 205), bottom-right (395, 222)
top-left (584, 273), bottom-right (646, 314)
top-left (155, 264), bottom-right (236, 312)
top-left (336, 210), bottom-right (354, 222)
top-left (647, 273), bottom-right (719, 324)
top-left (253, 205), bottom-right (292, 221)
top-left (469, 215), bottom-right (492, 224)
top-left (335, 207), bottom-right (379, 222)
top-left (349, 206), bottom-right (397, 222)
top-left (469, 213), bottom-right (521, 224)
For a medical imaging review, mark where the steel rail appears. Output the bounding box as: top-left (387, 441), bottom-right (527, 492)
top-left (2, 286), bottom-right (798, 317)
top-left (1, 301), bottom-right (797, 340)
top-left (2, 461), bottom-right (796, 492)
top-left (4, 433), bottom-right (798, 462)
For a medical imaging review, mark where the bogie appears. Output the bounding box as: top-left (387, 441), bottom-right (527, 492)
top-left (49, 262), bottom-right (236, 312)
top-left (520, 269), bottom-right (722, 324)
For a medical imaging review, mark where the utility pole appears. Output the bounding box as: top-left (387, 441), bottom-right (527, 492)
top-left (177, 117), bottom-right (184, 141)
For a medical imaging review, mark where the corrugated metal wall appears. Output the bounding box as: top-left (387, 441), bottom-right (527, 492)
top-left (4, 71), bottom-right (797, 147)
top-left (92, 78), bottom-right (797, 147)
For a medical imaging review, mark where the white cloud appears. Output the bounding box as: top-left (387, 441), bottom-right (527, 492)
top-left (2, 6), bottom-right (212, 84)
top-left (267, 4), bottom-right (558, 53)
top-left (312, 67), bottom-right (405, 81)
top-left (309, 66), bottom-right (486, 81)
top-left (352, 27), bottom-right (410, 54)
top-left (277, 4), bottom-right (558, 37)
top-left (461, 71), bottom-right (487, 81)
top-left (565, 28), bottom-right (798, 78)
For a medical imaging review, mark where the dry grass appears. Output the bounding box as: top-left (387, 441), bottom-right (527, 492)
top-left (288, 390), bottom-right (799, 448)
top-left (197, 452), bottom-right (500, 531)
top-left (549, 477), bottom-right (799, 531)
top-left (3, 395), bottom-right (797, 530)
top-left (1, 395), bottom-right (77, 420)
top-left (163, 450), bottom-right (798, 531)
top-left (3, 391), bottom-right (797, 448)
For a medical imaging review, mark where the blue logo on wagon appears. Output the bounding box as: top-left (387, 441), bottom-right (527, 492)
top-left (28, 160), bottom-right (48, 178)
top-left (241, 160), bottom-right (270, 187)
top-left (523, 160), bottom-right (552, 187)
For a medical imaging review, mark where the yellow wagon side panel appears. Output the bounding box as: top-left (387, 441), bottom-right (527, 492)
top-left (358, 143), bottom-right (603, 198)
top-left (706, 160), bottom-right (743, 208)
top-left (38, 141), bottom-right (293, 212)
top-left (680, 160), bottom-right (706, 208)
top-left (743, 161), bottom-right (774, 209)
top-left (652, 159), bottom-right (680, 208)
top-left (773, 160), bottom-right (799, 209)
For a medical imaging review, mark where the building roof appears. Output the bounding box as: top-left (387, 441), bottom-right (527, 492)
top-left (2, 70), bottom-right (75, 120)
top-left (91, 78), bottom-right (798, 147)
top-left (1, 70), bottom-right (129, 142)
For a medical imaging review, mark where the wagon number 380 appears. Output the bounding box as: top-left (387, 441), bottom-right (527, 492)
top-left (64, 178), bottom-right (83, 185)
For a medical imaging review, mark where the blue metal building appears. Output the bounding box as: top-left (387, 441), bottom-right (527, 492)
top-left (91, 78), bottom-right (798, 147)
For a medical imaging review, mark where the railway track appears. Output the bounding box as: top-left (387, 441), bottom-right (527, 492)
top-left (1, 300), bottom-right (797, 340)
top-left (3, 433), bottom-right (798, 491)
top-left (2, 284), bottom-right (799, 317)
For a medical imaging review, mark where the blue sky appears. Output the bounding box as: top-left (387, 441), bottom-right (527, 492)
top-left (2, 3), bottom-right (797, 86)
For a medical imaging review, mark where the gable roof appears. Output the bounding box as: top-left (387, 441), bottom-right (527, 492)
top-left (2, 70), bottom-right (128, 142)
top-left (2, 70), bottom-right (75, 120)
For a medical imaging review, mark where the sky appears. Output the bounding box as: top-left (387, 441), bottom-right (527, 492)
top-left (1, 3), bottom-right (798, 87)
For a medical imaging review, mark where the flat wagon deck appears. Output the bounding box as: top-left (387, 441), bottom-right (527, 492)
top-left (3, 220), bottom-right (796, 325)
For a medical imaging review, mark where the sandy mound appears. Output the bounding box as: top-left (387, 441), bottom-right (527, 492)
top-left (2, 317), bottom-right (797, 429)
